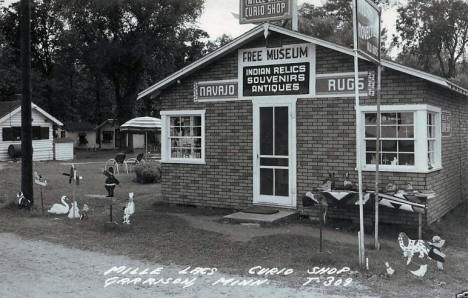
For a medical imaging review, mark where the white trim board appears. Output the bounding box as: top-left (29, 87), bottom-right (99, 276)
top-left (137, 23), bottom-right (468, 99)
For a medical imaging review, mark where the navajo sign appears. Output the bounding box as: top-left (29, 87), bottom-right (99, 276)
top-left (355, 0), bottom-right (381, 63)
top-left (239, 0), bottom-right (293, 24)
top-left (194, 80), bottom-right (239, 102)
top-left (238, 43), bottom-right (315, 99)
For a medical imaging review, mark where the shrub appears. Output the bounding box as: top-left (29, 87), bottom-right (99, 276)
top-left (134, 163), bottom-right (161, 184)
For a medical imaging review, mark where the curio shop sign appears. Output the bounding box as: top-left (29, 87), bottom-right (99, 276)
top-left (239, 0), bottom-right (293, 24)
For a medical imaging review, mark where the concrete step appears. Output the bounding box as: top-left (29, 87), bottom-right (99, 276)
top-left (223, 208), bottom-right (298, 225)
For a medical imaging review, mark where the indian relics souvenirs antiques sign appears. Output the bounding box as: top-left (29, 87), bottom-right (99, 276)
top-left (355, 0), bottom-right (381, 63)
top-left (316, 72), bottom-right (376, 98)
top-left (239, 0), bottom-right (293, 24)
top-left (194, 79), bottom-right (239, 102)
top-left (238, 43), bottom-right (315, 99)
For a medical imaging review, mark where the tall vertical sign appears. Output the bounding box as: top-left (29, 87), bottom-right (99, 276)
top-left (353, 0), bottom-right (382, 266)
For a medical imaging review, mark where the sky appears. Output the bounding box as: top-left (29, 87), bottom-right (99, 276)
top-left (2, 0), bottom-right (399, 54)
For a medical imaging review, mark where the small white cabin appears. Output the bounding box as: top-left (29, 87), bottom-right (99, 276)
top-left (0, 101), bottom-right (63, 161)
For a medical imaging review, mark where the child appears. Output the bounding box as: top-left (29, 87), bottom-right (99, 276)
top-left (103, 167), bottom-right (120, 197)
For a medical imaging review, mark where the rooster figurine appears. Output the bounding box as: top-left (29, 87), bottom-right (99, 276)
top-left (123, 192), bottom-right (135, 224)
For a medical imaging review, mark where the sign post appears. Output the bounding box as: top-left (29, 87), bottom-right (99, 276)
top-left (353, 0), bottom-right (382, 266)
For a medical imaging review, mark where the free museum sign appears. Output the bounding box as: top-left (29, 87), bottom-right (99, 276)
top-left (239, 0), bottom-right (293, 24)
top-left (238, 43), bottom-right (316, 99)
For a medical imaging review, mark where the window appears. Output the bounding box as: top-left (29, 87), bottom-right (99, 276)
top-left (32, 126), bottom-right (49, 140)
top-left (161, 110), bottom-right (205, 164)
top-left (360, 105), bottom-right (441, 173)
top-left (2, 126), bottom-right (49, 141)
top-left (102, 131), bottom-right (114, 143)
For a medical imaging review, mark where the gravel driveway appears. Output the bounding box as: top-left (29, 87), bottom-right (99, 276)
top-left (0, 233), bottom-right (375, 298)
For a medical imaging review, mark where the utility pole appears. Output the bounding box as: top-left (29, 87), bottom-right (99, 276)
top-left (20, 0), bottom-right (33, 204)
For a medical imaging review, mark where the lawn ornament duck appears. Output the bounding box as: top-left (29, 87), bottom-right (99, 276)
top-left (68, 201), bottom-right (81, 219)
top-left (123, 192), bottom-right (135, 224)
top-left (17, 192), bottom-right (32, 209)
top-left (48, 196), bottom-right (70, 215)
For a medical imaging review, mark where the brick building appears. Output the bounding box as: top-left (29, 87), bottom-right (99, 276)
top-left (138, 24), bottom-right (468, 225)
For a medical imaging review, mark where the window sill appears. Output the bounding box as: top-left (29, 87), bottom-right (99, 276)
top-left (360, 166), bottom-right (443, 174)
top-left (161, 158), bottom-right (205, 165)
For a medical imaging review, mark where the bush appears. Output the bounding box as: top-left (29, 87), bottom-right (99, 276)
top-left (134, 163), bottom-right (161, 184)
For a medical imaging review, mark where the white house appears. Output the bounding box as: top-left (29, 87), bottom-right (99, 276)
top-left (0, 100), bottom-right (63, 161)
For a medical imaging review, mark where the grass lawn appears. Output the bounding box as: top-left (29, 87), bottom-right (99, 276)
top-left (0, 153), bottom-right (467, 297)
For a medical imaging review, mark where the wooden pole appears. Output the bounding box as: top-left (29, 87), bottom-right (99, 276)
top-left (319, 204), bottom-right (323, 252)
top-left (352, 0), bottom-right (365, 267)
top-left (375, 64), bottom-right (382, 250)
top-left (20, 0), bottom-right (33, 204)
top-left (40, 187), bottom-right (44, 215)
top-left (292, 0), bottom-right (298, 31)
top-left (418, 213), bottom-right (422, 239)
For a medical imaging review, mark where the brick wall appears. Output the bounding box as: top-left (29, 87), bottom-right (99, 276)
top-left (155, 33), bottom-right (468, 224)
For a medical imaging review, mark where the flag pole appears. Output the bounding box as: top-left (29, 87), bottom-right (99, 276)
top-left (352, 0), bottom-right (365, 268)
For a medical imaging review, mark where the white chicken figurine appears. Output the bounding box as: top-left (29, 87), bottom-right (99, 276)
top-left (123, 192), bottom-right (135, 224)
top-left (68, 201), bottom-right (81, 219)
top-left (48, 195), bottom-right (70, 215)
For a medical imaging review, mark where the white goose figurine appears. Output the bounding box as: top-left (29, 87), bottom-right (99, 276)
top-left (123, 192), bottom-right (135, 224)
top-left (48, 196), bottom-right (70, 214)
top-left (68, 201), bottom-right (81, 219)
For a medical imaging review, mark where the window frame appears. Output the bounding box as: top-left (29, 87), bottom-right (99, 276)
top-left (160, 110), bottom-right (206, 164)
top-left (359, 104), bottom-right (442, 173)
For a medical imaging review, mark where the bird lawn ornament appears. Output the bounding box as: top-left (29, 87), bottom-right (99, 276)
top-left (123, 192), bottom-right (135, 224)
top-left (398, 232), bottom-right (446, 277)
top-left (80, 204), bottom-right (89, 220)
top-left (17, 192), bottom-right (32, 210)
top-left (48, 196), bottom-right (70, 215)
top-left (68, 201), bottom-right (81, 219)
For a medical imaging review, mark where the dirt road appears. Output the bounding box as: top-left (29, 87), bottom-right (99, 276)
top-left (0, 233), bottom-right (375, 298)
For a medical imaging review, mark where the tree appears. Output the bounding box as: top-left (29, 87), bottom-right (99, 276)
top-left (299, 0), bottom-right (390, 53)
top-left (61, 0), bottom-right (205, 125)
top-left (393, 0), bottom-right (468, 79)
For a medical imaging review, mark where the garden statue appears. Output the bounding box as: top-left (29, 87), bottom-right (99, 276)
top-left (123, 192), bottom-right (135, 224)
top-left (80, 204), bottom-right (89, 220)
top-left (17, 192), bottom-right (32, 210)
top-left (48, 195), bottom-right (70, 215)
top-left (398, 232), bottom-right (446, 277)
top-left (103, 167), bottom-right (120, 197)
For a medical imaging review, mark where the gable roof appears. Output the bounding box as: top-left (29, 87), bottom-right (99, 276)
top-left (0, 100), bottom-right (63, 126)
top-left (137, 23), bottom-right (468, 99)
top-left (95, 119), bottom-right (118, 130)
